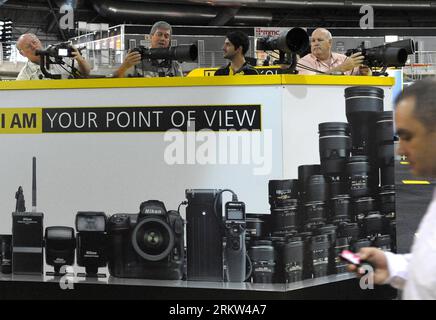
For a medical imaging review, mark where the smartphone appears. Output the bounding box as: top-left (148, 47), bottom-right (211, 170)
top-left (339, 249), bottom-right (362, 266)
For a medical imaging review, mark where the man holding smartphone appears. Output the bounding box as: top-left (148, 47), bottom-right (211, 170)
top-left (348, 79), bottom-right (436, 299)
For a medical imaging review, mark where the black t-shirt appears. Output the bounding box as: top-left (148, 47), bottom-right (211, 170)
top-left (214, 62), bottom-right (259, 76)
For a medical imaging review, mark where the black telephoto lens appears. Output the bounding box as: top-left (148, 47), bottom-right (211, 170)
top-left (352, 238), bottom-right (372, 252)
top-left (271, 200), bottom-right (299, 237)
top-left (304, 201), bottom-right (327, 230)
top-left (269, 179), bottom-right (299, 208)
top-left (352, 197), bottom-right (376, 222)
top-left (248, 240), bottom-right (276, 283)
top-left (344, 86), bottom-right (384, 157)
top-left (373, 234), bottom-right (392, 252)
top-left (298, 165), bottom-right (321, 201)
top-left (0, 235), bottom-right (12, 274)
top-left (295, 232), bottom-right (313, 279)
top-left (283, 239), bottom-right (304, 283)
top-left (334, 237), bottom-right (350, 274)
top-left (306, 175), bottom-right (329, 203)
top-left (330, 195), bottom-right (351, 224)
top-left (376, 111), bottom-right (395, 187)
top-left (318, 122), bottom-right (351, 176)
top-left (362, 212), bottom-right (384, 238)
top-left (337, 222), bottom-right (360, 243)
top-left (311, 234), bottom-right (330, 278)
top-left (346, 156), bottom-right (371, 198)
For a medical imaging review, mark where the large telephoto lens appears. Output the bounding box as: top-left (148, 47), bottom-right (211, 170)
top-left (298, 165), bottom-right (321, 201)
top-left (318, 122), bottom-right (351, 176)
top-left (271, 200), bottom-right (299, 236)
top-left (344, 86), bottom-right (384, 157)
top-left (311, 234), bottom-right (330, 278)
top-left (346, 156), bottom-right (371, 198)
top-left (330, 195), bottom-right (351, 224)
top-left (376, 111), bottom-right (395, 187)
top-left (283, 239), bottom-right (304, 283)
top-left (248, 240), bottom-right (276, 283)
top-left (268, 179), bottom-right (299, 208)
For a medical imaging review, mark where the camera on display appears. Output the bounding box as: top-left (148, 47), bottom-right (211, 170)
top-left (131, 44), bottom-right (198, 62)
top-left (107, 200), bottom-right (184, 280)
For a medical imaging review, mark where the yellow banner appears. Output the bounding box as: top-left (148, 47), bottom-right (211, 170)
top-left (0, 108), bottom-right (42, 134)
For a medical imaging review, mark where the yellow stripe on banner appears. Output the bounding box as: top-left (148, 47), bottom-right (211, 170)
top-left (402, 180), bottom-right (431, 185)
top-left (400, 161), bottom-right (410, 165)
top-left (0, 108), bottom-right (42, 134)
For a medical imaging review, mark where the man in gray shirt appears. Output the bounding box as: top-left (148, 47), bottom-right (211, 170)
top-left (16, 33), bottom-right (91, 80)
top-left (114, 21), bottom-right (183, 78)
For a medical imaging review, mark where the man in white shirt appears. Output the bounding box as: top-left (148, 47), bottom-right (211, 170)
top-left (348, 79), bottom-right (436, 299)
top-left (16, 33), bottom-right (90, 80)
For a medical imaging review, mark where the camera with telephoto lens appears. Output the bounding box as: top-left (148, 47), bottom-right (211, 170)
top-left (345, 41), bottom-right (409, 68)
top-left (37, 42), bottom-right (75, 58)
top-left (131, 44), bottom-right (198, 62)
top-left (107, 200), bottom-right (184, 280)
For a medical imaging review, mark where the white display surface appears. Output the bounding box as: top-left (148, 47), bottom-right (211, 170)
top-left (0, 76), bottom-right (393, 232)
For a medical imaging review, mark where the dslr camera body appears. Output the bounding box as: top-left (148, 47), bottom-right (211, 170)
top-left (107, 200), bottom-right (184, 280)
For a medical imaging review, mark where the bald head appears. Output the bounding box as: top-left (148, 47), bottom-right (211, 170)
top-left (310, 28), bottom-right (333, 61)
top-left (16, 33), bottom-right (43, 63)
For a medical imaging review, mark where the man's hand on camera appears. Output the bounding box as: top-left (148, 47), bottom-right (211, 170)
top-left (338, 52), bottom-right (365, 72)
top-left (114, 51), bottom-right (142, 78)
top-left (346, 247), bottom-right (390, 285)
top-left (71, 47), bottom-right (91, 77)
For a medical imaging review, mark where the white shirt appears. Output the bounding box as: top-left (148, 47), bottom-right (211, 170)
top-left (16, 60), bottom-right (73, 80)
top-left (385, 187), bottom-right (436, 299)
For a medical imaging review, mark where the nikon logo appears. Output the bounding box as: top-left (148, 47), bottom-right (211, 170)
top-left (143, 209), bottom-right (163, 214)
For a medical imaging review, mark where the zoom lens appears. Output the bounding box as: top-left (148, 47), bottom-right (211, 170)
top-left (248, 240), bottom-right (276, 283)
top-left (306, 175), bottom-right (329, 202)
top-left (311, 234), bottom-right (330, 278)
top-left (304, 201), bottom-right (327, 230)
top-left (344, 86), bottom-right (384, 157)
top-left (376, 111), bottom-right (395, 187)
top-left (327, 175), bottom-right (349, 198)
top-left (346, 156), bottom-right (371, 198)
top-left (271, 237), bottom-right (287, 283)
top-left (298, 165), bottom-right (321, 202)
top-left (314, 224), bottom-right (337, 274)
top-left (283, 239), bottom-right (304, 283)
top-left (268, 179), bottom-right (299, 208)
top-left (334, 237), bottom-right (350, 274)
top-left (330, 195), bottom-right (351, 224)
top-left (295, 232), bottom-right (313, 279)
top-left (271, 200), bottom-right (299, 236)
top-left (318, 122), bottom-right (351, 176)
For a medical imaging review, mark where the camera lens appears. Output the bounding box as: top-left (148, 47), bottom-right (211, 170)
top-left (283, 239), bottom-right (304, 283)
top-left (314, 224), bottom-right (337, 274)
top-left (327, 175), bottom-right (349, 198)
top-left (311, 234), bottom-right (330, 278)
top-left (373, 234), bottom-right (392, 252)
top-left (379, 185), bottom-right (396, 218)
top-left (295, 232), bottom-right (313, 279)
top-left (334, 237), bottom-right (350, 274)
top-left (352, 197), bottom-right (376, 222)
top-left (0, 235), bottom-right (12, 274)
top-left (306, 175), bottom-right (329, 202)
top-left (344, 86), bottom-right (384, 157)
top-left (132, 218), bottom-right (175, 262)
top-left (298, 165), bottom-right (321, 201)
top-left (271, 200), bottom-right (298, 237)
top-left (318, 122), bottom-right (351, 176)
top-left (346, 156), bottom-right (371, 198)
top-left (271, 236), bottom-right (287, 283)
top-left (376, 111), bottom-right (395, 187)
top-left (304, 201), bottom-right (327, 230)
top-left (268, 179), bottom-right (299, 208)
top-left (352, 238), bottom-right (372, 252)
top-left (337, 222), bottom-right (360, 243)
top-left (362, 212), bottom-right (384, 238)
top-left (330, 195), bottom-right (351, 224)
top-left (248, 240), bottom-right (276, 283)
top-left (245, 216), bottom-right (265, 239)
